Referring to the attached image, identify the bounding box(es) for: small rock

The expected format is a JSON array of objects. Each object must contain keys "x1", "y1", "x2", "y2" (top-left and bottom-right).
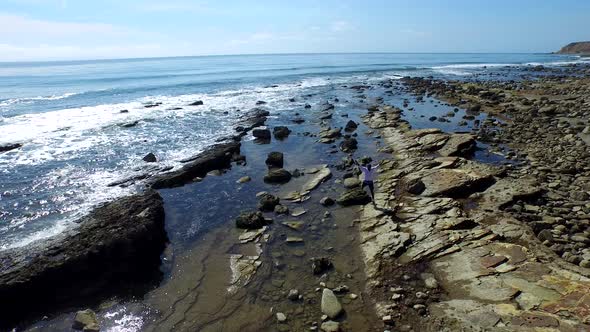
[
  {"x1": 273, "y1": 126, "x2": 292, "y2": 140},
  {"x1": 288, "y1": 289, "x2": 300, "y2": 300},
  {"x1": 320, "y1": 320, "x2": 340, "y2": 332},
  {"x1": 236, "y1": 211, "x2": 271, "y2": 229},
  {"x1": 189, "y1": 100, "x2": 204, "y2": 106},
  {"x1": 274, "y1": 204, "x2": 289, "y2": 215},
  {"x1": 258, "y1": 193, "x2": 280, "y2": 211},
  {"x1": 350, "y1": 293, "x2": 358, "y2": 300},
  {"x1": 343, "y1": 177, "x2": 361, "y2": 189},
  {"x1": 237, "y1": 176, "x2": 251, "y2": 183},
  {"x1": 320, "y1": 197, "x2": 335, "y2": 206},
  {"x1": 276, "y1": 312, "x2": 287, "y2": 322},
  {"x1": 72, "y1": 309, "x2": 99, "y2": 331},
  {"x1": 321, "y1": 288, "x2": 343, "y2": 319}
]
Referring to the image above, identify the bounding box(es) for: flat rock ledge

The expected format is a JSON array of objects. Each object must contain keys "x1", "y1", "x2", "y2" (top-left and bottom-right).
[
  {"x1": 357, "y1": 106, "x2": 590, "y2": 331},
  {"x1": 0, "y1": 190, "x2": 167, "y2": 329}
]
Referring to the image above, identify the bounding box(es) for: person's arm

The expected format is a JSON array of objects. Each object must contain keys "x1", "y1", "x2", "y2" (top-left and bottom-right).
[{"x1": 372, "y1": 163, "x2": 380, "y2": 170}]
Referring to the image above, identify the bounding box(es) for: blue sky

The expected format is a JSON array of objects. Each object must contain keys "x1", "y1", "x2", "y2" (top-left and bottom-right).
[{"x1": 0, "y1": 0, "x2": 589, "y2": 61}]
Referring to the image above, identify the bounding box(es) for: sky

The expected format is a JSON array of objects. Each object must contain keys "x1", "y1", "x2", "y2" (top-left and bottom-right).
[{"x1": 0, "y1": 0, "x2": 589, "y2": 61}]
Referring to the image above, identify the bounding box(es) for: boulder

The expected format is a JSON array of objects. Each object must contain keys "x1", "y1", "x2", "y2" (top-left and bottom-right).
[
  {"x1": 237, "y1": 176, "x2": 251, "y2": 183},
  {"x1": 189, "y1": 100, "x2": 204, "y2": 106},
  {"x1": 0, "y1": 191, "x2": 167, "y2": 328},
  {"x1": 321, "y1": 288, "x2": 343, "y2": 318},
  {"x1": 337, "y1": 188, "x2": 371, "y2": 206},
  {"x1": 343, "y1": 177, "x2": 361, "y2": 189},
  {"x1": 339, "y1": 137, "x2": 358, "y2": 152},
  {"x1": 264, "y1": 168, "x2": 292, "y2": 184},
  {"x1": 73, "y1": 309, "x2": 99, "y2": 331},
  {"x1": 344, "y1": 120, "x2": 358, "y2": 132},
  {"x1": 273, "y1": 126, "x2": 292, "y2": 140},
  {"x1": 265, "y1": 152, "x2": 284, "y2": 168},
  {"x1": 235, "y1": 211, "x2": 270, "y2": 229},
  {"x1": 252, "y1": 128, "x2": 271, "y2": 139},
  {"x1": 258, "y1": 193, "x2": 280, "y2": 211},
  {"x1": 143, "y1": 152, "x2": 157, "y2": 162},
  {"x1": 149, "y1": 141, "x2": 241, "y2": 189},
  {"x1": 438, "y1": 134, "x2": 476, "y2": 157}
]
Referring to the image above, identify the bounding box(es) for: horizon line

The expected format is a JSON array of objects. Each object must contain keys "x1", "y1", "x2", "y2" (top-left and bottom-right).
[{"x1": 0, "y1": 51, "x2": 564, "y2": 65}]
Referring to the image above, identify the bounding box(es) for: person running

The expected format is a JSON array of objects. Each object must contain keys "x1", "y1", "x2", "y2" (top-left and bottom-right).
[{"x1": 353, "y1": 158, "x2": 379, "y2": 204}]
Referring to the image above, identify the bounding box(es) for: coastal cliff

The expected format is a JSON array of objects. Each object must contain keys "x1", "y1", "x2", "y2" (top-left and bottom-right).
[{"x1": 556, "y1": 41, "x2": 590, "y2": 55}]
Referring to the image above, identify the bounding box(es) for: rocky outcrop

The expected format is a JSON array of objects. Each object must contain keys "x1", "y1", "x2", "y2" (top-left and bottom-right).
[
  {"x1": 0, "y1": 191, "x2": 167, "y2": 329},
  {"x1": 0, "y1": 143, "x2": 22, "y2": 153},
  {"x1": 265, "y1": 151, "x2": 284, "y2": 168},
  {"x1": 556, "y1": 41, "x2": 590, "y2": 55},
  {"x1": 149, "y1": 141, "x2": 241, "y2": 189},
  {"x1": 273, "y1": 126, "x2": 292, "y2": 140},
  {"x1": 235, "y1": 211, "x2": 270, "y2": 229}
]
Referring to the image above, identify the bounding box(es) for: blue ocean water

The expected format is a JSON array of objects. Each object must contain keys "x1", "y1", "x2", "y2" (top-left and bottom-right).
[{"x1": 0, "y1": 53, "x2": 586, "y2": 250}]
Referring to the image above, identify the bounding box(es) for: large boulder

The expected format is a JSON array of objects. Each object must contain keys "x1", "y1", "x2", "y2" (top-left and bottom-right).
[
  {"x1": 415, "y1": 168, "x2": 495, "y2": 198},
  {"x1": 235, "y1": 211, "x2": 270, "y2": 229},
  {"x1": 337, "y1": 188, "x2": 371, "y2": 206},
  {"x1": 0, "y1": 191, "x2": 167, "y2": 328},
  {"x1": 253, "y1": 128, "x2": 271, "y2": 139},
  {"x1": 258, "y1": 193, "x2": 280, "y2": 211},
  {"x1": 143, "y1": 152, "x2": 157, "y2": 162},
  {"x1": 264, "y1": 168, "x2": 292, "y2": 184},
  {"x1": 273, "y1": 126, "x2": 292, "y2": 140},
  {"x1": 265, "y1": 152, "x2": 284, "y2": 168},
  {"x1": 343, "y1": 177, "x2": 361, "y2": 189},
  {"x1": 149, "y1": 141, "x2": 241, "y2": 189}
]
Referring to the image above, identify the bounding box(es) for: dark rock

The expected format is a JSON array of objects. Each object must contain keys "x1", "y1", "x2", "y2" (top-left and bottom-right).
[
  {"x1": 304, "y1": 104, "x2": 311, "y2": 109},
  {"x1": 264, "y1": 168, "x2": 292, "y2": 184},
  {"x1": 256, "y1": 100, "x2": 267, "y2": 105},
  {"x1": 289, "y1": 98, "x2": 296, "y2": 102},
  {"x1": 320, "y1": 197, "x2": 335, "y2": 206},
  {"x1": 149, "y1": 141, "x2": 241, "y2": 189},
  {"x1": 344, "y1": 120, "x2": 358, "y2": 132},
  {"x1": 319, "y1": 112, "x2": 333, "y2": 120},
  {"x1": 274, "y1": 204, "x2": 289, "y2": 215},
  {"x1": 0, "y1": 191, "x2": 167, "y2": 328},
  {"x1": 291, "y1": 117, "x2": 305, "y2": 124},
  {"x1": 143, "y1": 153, "x2": 157, "y2": 163},
  {"x1": 468, "y1": 104, "x2": 481, "y2": 113},
  {"x1": 273, "y1": 126, "x2": 292, "y2": 140},
  {"x1": 253, "y1": 128, "x2": 271, "y2": 139},
  {"x1": 144, "y1": 102, "x2": 162, "y2": 108},
  {"x1": 311, "y1": 257, "x2": 333, "y2": 275},
  {"x1": 339, "y1": 138, "x2": 358, "y2": 152},
  {"x1": 265, "y1": 152, "x2": 284, "y2": 168},
  {"x1": 337, "y1": 188, "x2": 371, "y2": 206},
  {"x1": 258, "y1": 193, "x2": 280, "y2": 212},
  {"x1": 121, "y1": 121, "x2": 139, "y2": 128},
  {"x1": 0, "y1": 143, "x2": 22, "y2": 153},
  {"x1": 119, "y1": 109, "x2": 129, "y2": 113},
  {"x1": 235, "y1": 211, "x2": 270, "y2": 229},
  {"x1": 189, "y1": 100, "x2": 204, "y2": 106}
]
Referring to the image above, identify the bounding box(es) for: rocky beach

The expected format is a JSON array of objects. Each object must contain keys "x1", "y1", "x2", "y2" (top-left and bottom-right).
[{"x1": 2, "y1": 54, "x2": 590, "y2": 332}]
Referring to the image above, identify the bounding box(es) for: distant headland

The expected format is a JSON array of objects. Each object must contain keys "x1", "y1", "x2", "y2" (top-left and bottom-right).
[{"x1": 556, "y1": 41, "x2": 590, "y2": 55}]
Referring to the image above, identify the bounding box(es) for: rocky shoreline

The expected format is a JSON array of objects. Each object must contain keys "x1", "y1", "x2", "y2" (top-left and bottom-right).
[
  {"x1": 0, "y1": 190, "x2": 166, "y2": 330},
  {"x1": 5, "y1": 63, "x2": 590, "y2": 331}
]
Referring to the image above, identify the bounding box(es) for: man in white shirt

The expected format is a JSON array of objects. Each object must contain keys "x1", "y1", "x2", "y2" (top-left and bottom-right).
[{"x1": 353, "y1": 158, "x2": 378, "y2": 204}]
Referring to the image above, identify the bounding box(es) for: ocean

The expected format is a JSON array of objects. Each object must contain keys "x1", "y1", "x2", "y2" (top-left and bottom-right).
[{"x1": 0, "y1": 52, "x2": 587, "y2": 251}]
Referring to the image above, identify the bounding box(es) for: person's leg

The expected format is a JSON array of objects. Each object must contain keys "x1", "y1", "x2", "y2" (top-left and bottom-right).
[{"x1": 368, "y1": 181, "x2": 375, "y2": 202}]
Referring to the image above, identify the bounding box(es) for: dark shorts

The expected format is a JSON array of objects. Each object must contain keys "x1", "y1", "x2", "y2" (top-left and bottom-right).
[{"x1": 362, "y1": 180, "x2": 374, "y2": 192}]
